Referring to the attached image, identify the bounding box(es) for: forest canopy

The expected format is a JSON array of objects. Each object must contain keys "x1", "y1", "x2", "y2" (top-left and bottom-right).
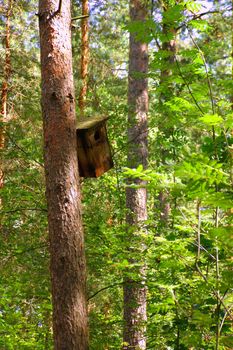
[{"x1": 0, "y1": 0, "x2": 233, "y2": 349}]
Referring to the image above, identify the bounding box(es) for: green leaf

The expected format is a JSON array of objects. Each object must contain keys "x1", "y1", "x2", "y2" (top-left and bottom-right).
[
  {"x1": 199, "y1": 114, "x2": 223, "y2": 126},
  {"x1": 220, "y1": 336, "x2": 233, "y2": 348},
  {"x1": 185, "y1": 0, "x2": 202, "y2": 13},
  {"x1": 163, "y1": 5, "x2": 184, "y2": 25},
  {"x1": 189, "y1": 19, "x2": 210, "y2": 32}
]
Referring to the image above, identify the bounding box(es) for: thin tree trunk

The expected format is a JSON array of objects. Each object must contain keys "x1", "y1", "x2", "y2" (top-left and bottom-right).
[
  {"x1": 38, "y1": 1, "x2": 88, "y2": 349},
  {"x1": 230, "y1": 0, "x2": 233, "y2": 183},
  {"x1": 232, "y1": 0, "x2": 233, "y2": 110},
  {"x1": 157, "y1": 8, "x2": 177, "y2": 225},
  {"x1": 78, "y1": 0, "x2": 89, "y2": 117},
  {"x1": 123, "y1": 0, "x2": 149, "y2": 349},
  {"x1": 0, "y1": 0, "x2": 12, "y2": 189}
]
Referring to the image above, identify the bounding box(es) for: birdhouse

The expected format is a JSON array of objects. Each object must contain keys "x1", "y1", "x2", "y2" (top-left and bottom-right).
[{"x1": 76, "y1": 116, "x2": 113, "y2": 178}]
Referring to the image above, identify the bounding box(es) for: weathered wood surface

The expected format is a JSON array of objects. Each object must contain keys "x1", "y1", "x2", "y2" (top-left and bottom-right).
[
  {"x1": 77, "y1": 117, "x2": 113, "y2": 177},
  {"x1": 77, "y1": 115, "x2": 109, "y2": 129}
]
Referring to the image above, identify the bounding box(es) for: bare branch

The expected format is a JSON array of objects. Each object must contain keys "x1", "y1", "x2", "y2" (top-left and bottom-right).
[
  {"x1": 72, "y1": 14, "x2": 89, "y2": 21},
  {"x1": 88, "y1": 282, "x2": 123, "y2": 300},
  {"x1": 174, "y1": 55, "x2": 204, "y2": 115},
  {"x1": 57, "y1": 0, "x2": 62, "y2": 13}
]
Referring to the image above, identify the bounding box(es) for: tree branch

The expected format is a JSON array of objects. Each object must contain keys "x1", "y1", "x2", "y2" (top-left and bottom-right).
[
  {"x1": 174, "y1": 55, "x2": 204, "y2": 115},
  {"x1": 4, "y1": 129, "x2": 44, "y2": 168},
  {"x1": 176, "y1": 8, "x2": 232, "y2": 31},
  {"x1": 72, "y1": 14, "x2": 89, "y2": 21},
  {"x1": 57, "y1": 0, "x2": 62, "y2": 13},
  {"x1": 88, "y1": 282, "x2": 123, "y2": 300},
  {"x1": 0, "y1": 207, "x2": 47, "y2": 214}
]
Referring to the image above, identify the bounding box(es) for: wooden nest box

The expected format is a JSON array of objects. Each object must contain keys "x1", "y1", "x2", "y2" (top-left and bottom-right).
[{"x1": 76, "y1": 116, "x2": 113, "y2": 178}]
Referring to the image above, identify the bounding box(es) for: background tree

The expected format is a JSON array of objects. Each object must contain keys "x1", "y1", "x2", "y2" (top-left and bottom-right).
[
  {"x1": 0, "y1": 1, "x2": 232, "y2": 349},
  {"x1": 0, "y1": 1, "x2": 52, "y2": 348},
  {"x1": 123, "y1": 0, "x2": 149, "y2": 349},
  {"x1": 78, "y1": 0, "x2": 89, "y2": 116},
  {"x1": 0, "y1": 0, "x2": 12, "y2": 190}
]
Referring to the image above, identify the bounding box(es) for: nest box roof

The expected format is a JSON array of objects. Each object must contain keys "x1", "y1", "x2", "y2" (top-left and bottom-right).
[{"x1": 77, "y1": 116, "x2": 109, "y2": 130}]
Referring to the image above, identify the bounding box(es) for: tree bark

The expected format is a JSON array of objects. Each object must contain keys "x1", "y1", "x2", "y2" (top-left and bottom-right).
[
  {"x1": 123, "y1": 0, "x2": 149, "y2": 349},
  {"x1": 231, "y1": 0, "x2": 233, "y2": 174},
  {"x1": 0, "y1": 0, "x2": 12, "y2": 189},
  {"x1": 78, "y1": 0, "x2": 89, "y2": 117},
  {"x1": 38, "y1": 1, "x2": 88, "y2": 349},
  {"x1": 157, "y1": 4, "x2": 178, "y2": 225}
]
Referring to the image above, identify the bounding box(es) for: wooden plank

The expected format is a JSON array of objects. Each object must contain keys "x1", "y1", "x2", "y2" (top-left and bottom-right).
[
  {"x1": 76, "y1": 124, "x2": 113, "y2": 177},
  {"x1": 77, "y1": 115, "x2": 109, "y2": 130}
]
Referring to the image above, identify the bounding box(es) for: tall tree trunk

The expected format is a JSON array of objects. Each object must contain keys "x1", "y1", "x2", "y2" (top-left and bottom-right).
[
  {"x1": 38, "y1": 1, "x2": 88, "y2": 349},
  {"x1": 0, "y1": 0, "x2": 12, "y2": 190},
  {"x1": 78, "y1": 0, "x2": 89, "y2": 117},
  {"x1": 157, "y1": 4, "x2": 177, "y2": 225},
  {"x1": 231, "y1": 0, "x2": 233, "y2": 176},
  {"x1": 232, "y1": 0, "x2": 233, "y2": 109},
  {"x1": 123, "y1": 0, "x2": 149, "y2": 349}
]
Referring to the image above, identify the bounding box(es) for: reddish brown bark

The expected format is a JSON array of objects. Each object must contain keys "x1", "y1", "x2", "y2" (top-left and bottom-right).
[
  {"x1": 0, "y1": 0, "x2": 12, "y2": 189},
  {"x1": 232, "y1": 0, "x2": 233, "y2": 109},
  {"x1": 38, "y1": 1, "x2": 88, "y2": 349},
  {"x1": 123, "y1": 0, "x2": 149, "y2": 349},
  {"x1": 78, "y1": 0, "x2": 89, "y2": 116},
  {"x1": 230, "y1": 0, "x2": 233, "y2": 173}
]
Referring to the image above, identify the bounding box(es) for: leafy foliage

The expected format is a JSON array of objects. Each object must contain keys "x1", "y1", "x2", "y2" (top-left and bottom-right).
[{"x1": 0, "y1": 0, "x2": 232, "y2": 349}]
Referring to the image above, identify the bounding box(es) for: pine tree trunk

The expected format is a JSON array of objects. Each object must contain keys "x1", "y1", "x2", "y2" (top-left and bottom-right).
[
  {"x1": 157, "y1": 21, "x2": 177, "y2": 225},
  {"x1": 123, "y1": 0, "x2": 149, "y2": 349},
  {"x1": 78, "y1": 0, "x2": 89, "y2": 117},
  {"x1": 0, "y1": 0, "x2": 12, "y2": 189},
  {"x1": 231, "y1": 0, "x2": 233, "y2": 172},
  {"x1": 38, "y1": 1, "x2": 88, "y2": 349}
]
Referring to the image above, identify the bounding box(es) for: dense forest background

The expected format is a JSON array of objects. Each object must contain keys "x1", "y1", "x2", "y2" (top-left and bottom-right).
[{"x1": 0, "y1": 0, "x2": 233, "y2": 349}]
